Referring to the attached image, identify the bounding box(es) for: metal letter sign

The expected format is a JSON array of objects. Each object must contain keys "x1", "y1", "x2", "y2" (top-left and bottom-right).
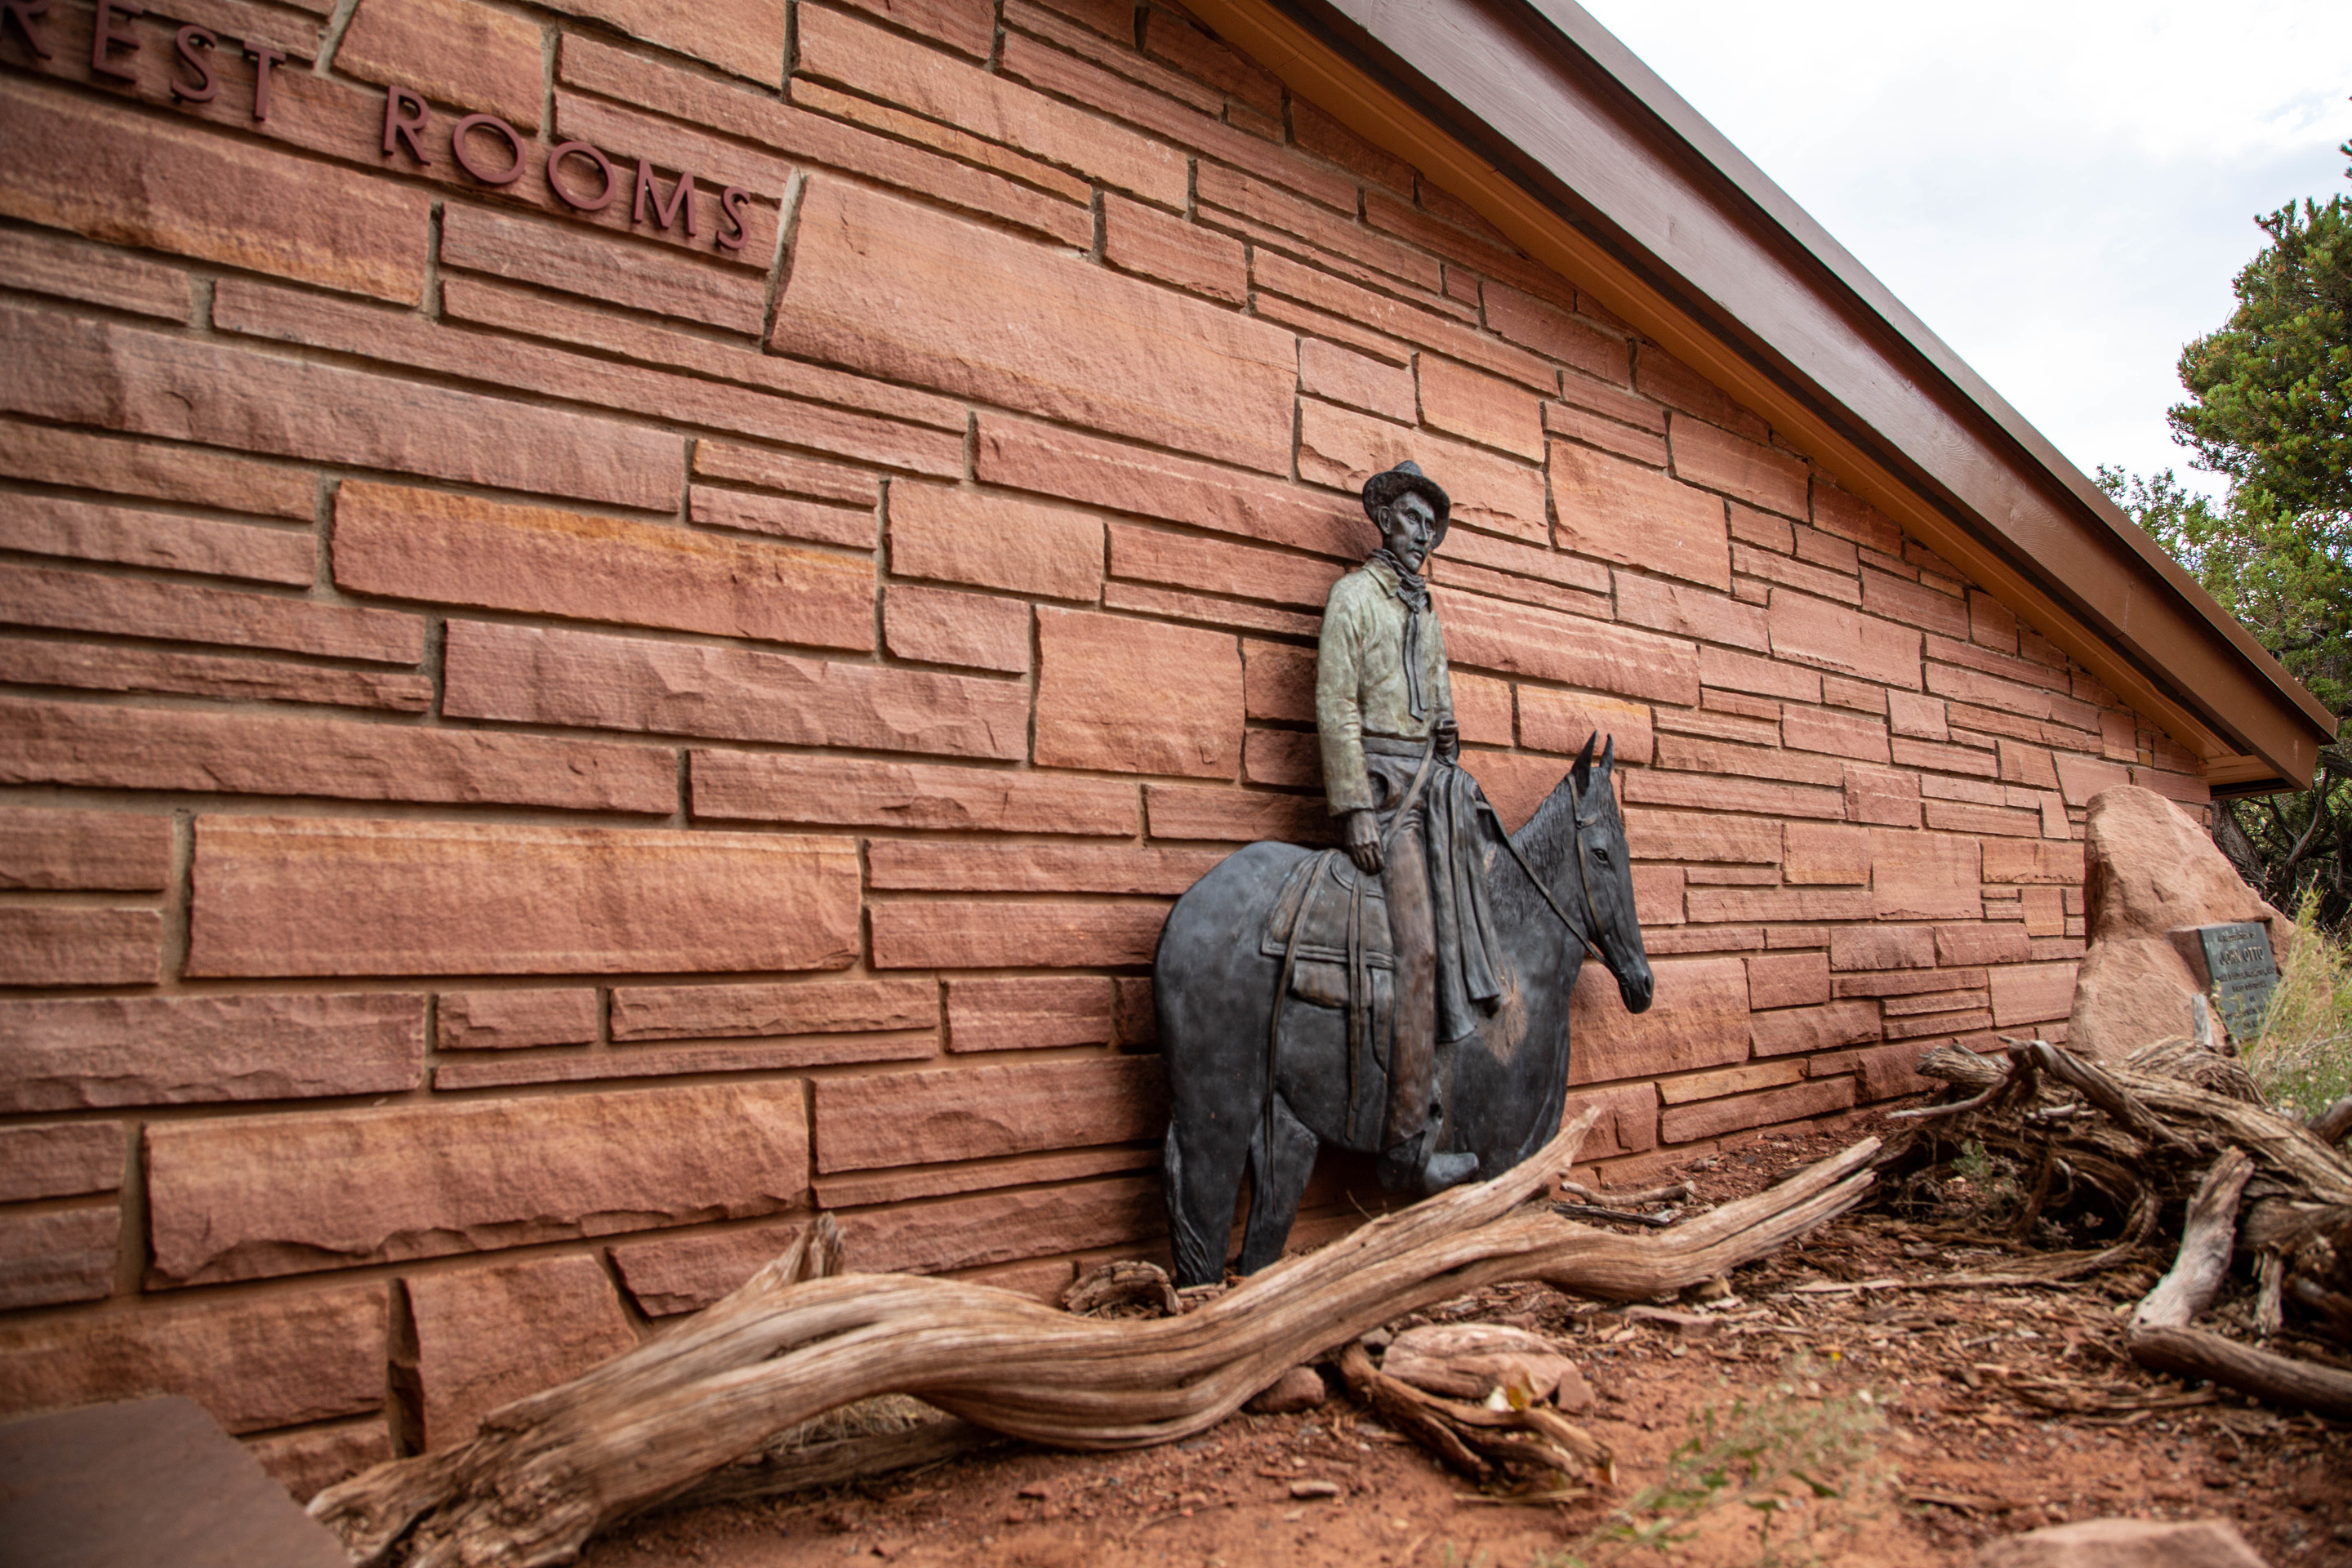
[{"x1": 2198, "y1": 921, "x2": 2278, "y2": 1042}]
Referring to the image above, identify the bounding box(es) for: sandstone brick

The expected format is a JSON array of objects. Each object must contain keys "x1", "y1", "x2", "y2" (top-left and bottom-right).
[
  {"x1": 1290, "y1": 95, "x2": 1414, "y2": 190},
  {"x1": 1997, "y1": 738, "x2": 2061, "y2": 790},
  {"x1": 693, "y1": 442, "x2": 876, "y2": 507},
  {"x1": 1144, "y1": 786, "x2": 1333, "y2": 844},
  {"x1": 1141, "y1": 8, "x2": 1281, "y2": 111},
  {"x1": 147, "y1": 1082, "x2": 811, "y2": 1285},
  {"x1": 1481, "y1": 283, "x2": 1627, "y2": 383},
  {"x1": 1809, "y1": 483, "x2": 1903, "y2": 555},
  {"x1": 949, "y1": 976, "x2": 1116, "y2": 1053},
  {"x1": 1242, "y1": 641, "x2": 1315, "y2": 724},
  {"x1": 610, "y1": 979, "x2": 935, "y2": 1042},
  {"x1": 1662, "y1": 706, "x2": 1780, "y2": 747},
  {"x1": 869, "y1": 902, "x2": 1169, "y2": 969},
  {"x1": 1834, "y1": 966, "x2": 1988, "y2": 1000},
  {"x1": 1768, "y1": 590, "x2": 1922, "y2": 690},
  {"x1": 1299, "y1": 339, "x2": 1418, "y2": 424},
  {"x1": 978, "y1": 414, "x2": 1362, "y2": 559},
  {"x1": 1922, "y1": 800, "x2": 2042, "y2": 838},
  {"x1": 436, "y1": 991, "x2": 599, "y2": 1051},
  {"x1": 693, "y1": 751, "x2": 1138, "y2": 834},
  {"x1": 1698, "y1": 645, "x2": 1819, "y2": 703},
  {"x1": 447, "y1": 621, "x2": 1024, "y2": 762},
  {"x1": 1632, "y1": 864, "x2": 1686, "y2": 925},
  {"x1": 1880, "y1": 988, "x2": 1990, "y2": 1019},
  {"x1": 817, "y1": 1141, "x2": 1155, "y2": 1211},
  {"x1": 0, "y1": 1208, "x2": 118, "y2": 1310},
  {"x1": 1657, "y1": 733, "x2": 1843, "y2": 788},
  {"x1": 1560, "y1": 1082, "x2": 1659, "y2": 1159},
  {"x1": 0, "y1": 561, "x2": 422, "y2": 664},
  {"x1": 2053, "y1": 753, "x2": 2133, "y2": 808},
  {"x1": 1842, "y1": 1041, "x2": 1935, "y2": 1102},
  {"x1": 1567, "y1": 956, "x2": 1748, "y2": 1085},
  {"x1": 1111, "y1": 522, "x2": 1344, "y2": 610},
  {"x1": 804, "y1": 7, "x2": 1186, "y2": 205},
  {"x1": 817, "y1": 1055, "x2": 1164, "y2": 1172},
  {"x1": 1782, "y1": 706, "x2": 1890, "y2": 764},
  {"x1": 1892, "y1": 737, "x2": 1999, "y2": 780},
  {"x1": 0, "y1": 305, "x2": 675, "y2": 511},
  {"x1": 0, "y1": 639, "x2": 434, "y2": 714},
  {"x1": 1455, "y1": 751, "x2": 1566, "y2": 834},
  {"x1": 246, "y1": 1423, "x2": 391, "y2": 1504},
  {"x1": 0, "y1": 1284, "x2": 384, "y2": 1433},
  {"x1": 0, "y1": 224, "x2": 188, "y2": 320},
  {"x1": 1663, "y1": 1076, "x2": 1855, "y2": 1143},
  {"x1": 335, "y1": 482, "x2": 871, "y2": 653},
  {"x1": 1646, "y1": 926, "x2": 1765, "y2": 955},
  {"x1": 690, "y1": 485, "x2": 874, "y2": 550},
  {"x1": 1517, "y1": 689, "x2": 1653, "y2": 763},
  {"x1": 606, "y1": 1223, "x2": 804, "y2": 1317},
  {"x1": 0, "y1": 907, "x2": 158, "y2": 987},
  {"x1": 884, "y1": 585, "x2": 1031, "y2": 675},
  {"x1": 0, "y1": 992, "x2": 423, "y2": 1112},
  {"x1": 0, "y1": 419, "x2": 314, "y2": 521},
  {"x1": 1869, "y1": 829, "x2": 1981, "y2": 920},
  {"x1": 1254, "y1": 247, "x2": 1548, "y2": 390},
  {"x1": 1684, "y1": 887, "x2": 1870, "y2": 924},
  {"x1": 1934, "y1": 924, "x2": 2031, "y2": 967},
  {"x1": 836, "y1": 0, "x2": 996, "y2": 56},
  {"x1": 1843, "y1": 763, "x2": 1922, "y2": 827},
  {"x1": 1035, "y1": 608, "x2": 1241, "y2": 778},
  {"x1": 845, "y1": 1174, "x2": 1161, "y2": 1275},
  {"x1": 1553, "y1": 368, "x2": 1667, "y2": 433},
  {"x1": 187, "y1": 817, "x2": 858, "y2": 978},
  {"x1": 404, "y1": 1254, "x2": 638, "y2": 1449},
  {"x1": 2, "y1": 494, "x2": 314, "y2": 585},
  {"x1": 866, "y1": 843, "x2": 1223, "y2": 896},
  {"x1": 1549, "y1": 442, "x2": 1728, "y2": 590},
  {"x1": 558, "y1": 0, "x2": 785, "y2": 78},
  {"x1": 1631, "y1": 347, "x2": 1767, "y2": 443},
  {"x1": 0, "y1": 696, "x2": 675, "y2": 814},
  {"x1": 1820, "y1": 675, "x2": 1883, "y2": 713},
  {"x1": 777, "y1": 179, "x2": 1290, "y2": 471},
  {"x1": 1980, "y1": 839, "x2": 2086, "y2": 885},
  {"x1": 1783, "y1": 822, "x2": 1869, "y2": 885},
  {"x1": 0, "y1": 1122, "x2": 125, "y2": 1202},
  {"x1": 1544, "y1": 399, "x2": 1669, "y2": 467},
  {"x1": 337, "y1": 0, "x2": 544, "y2": 129},
  {"x1": 1747, "y1": 951, "x2": 1829, "y2": 1009},
  {"x1": 1882, "y1": 1009, "x2": 1992, "y2": 1040},
  {"x1": 1828, "y1": 924, "x2": 1934, "y2": 973},
  {"x1": 1242, "y1": 728, "x2": 1316, "y2": 788},
  {"x1": 1659, "y1": 1059, "x2": 1804, "y2": 1106},
  {"x1": 1624, "y1": 771, "x2": 1845, "y2": 820},
  {"x1": 1301, "y1": 399, "x2": 1548, "y2": 543},
  {"x1": 1448, "y1": 671, "x2": 1514, "y2": 747},
  {"x1": 0, "y1": 74, "x2": 428, "y2": 303},
  {"x1": 1861, "y1": 568, "x2": 1969, "y2": 639},
  {"x1": 1445, "y1": 595, "x2": 1699, "y2": 705},
  {"x1": 1737, "y1": 540, "x2": 1859, "y2": 605},
  {"x1": 889, "y1": 485, "x2": 1106, "y2": 604},
  {"x1": 0, "y1": 808, "x2": 170, "y2": 892},
  {"x1": 2020, "y1": 884, "x2": 2067, "y2": 937},
  {"x1": 1668, "y1": 416, "x2": 1806, "y2": 517},
  {"x1": 1887, "y1": 690, "x2": 1947, "y2": 740},
  {"x1": 1748, "y1": 999, "x2": 1881, "y2": 1057},
  {"x1": 1614, "y1": 575, "x2": 1767, "y2": 653},
  {"x1": 435, "y1": 1031, "x2": 936, "y2": 1089},
  {"x1": 1103, "y1": 191, "x2": 1246, "y2": 302},
  {"x1": 1419, "y1": 357, "x2": 1544, "y2": 461}
]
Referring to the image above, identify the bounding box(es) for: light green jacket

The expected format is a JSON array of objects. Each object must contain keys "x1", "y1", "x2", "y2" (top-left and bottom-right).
[{"x1": 1315, "y1": 558, "x2": 1454, "y2": 816}]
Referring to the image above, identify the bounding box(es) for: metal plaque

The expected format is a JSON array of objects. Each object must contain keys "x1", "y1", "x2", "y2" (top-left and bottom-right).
[{"x1": 2197, "y1": 921, "x2": 2279, "y2": 1042}]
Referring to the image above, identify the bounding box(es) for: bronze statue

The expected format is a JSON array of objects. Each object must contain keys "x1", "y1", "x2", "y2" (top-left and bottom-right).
[{"x1": 1152, "y1": 461, "x2": 1656, "y2": 1287}]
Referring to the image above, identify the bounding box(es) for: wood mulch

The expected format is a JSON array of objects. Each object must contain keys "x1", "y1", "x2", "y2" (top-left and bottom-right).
[{"x1": 580, "y1": 1115, "x2": 2350, "y2": 1568}]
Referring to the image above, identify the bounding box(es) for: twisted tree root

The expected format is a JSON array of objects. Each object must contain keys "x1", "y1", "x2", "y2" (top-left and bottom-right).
[{"x1": 310, "y1": 1110, "x2": 1880, "y2": 1567}]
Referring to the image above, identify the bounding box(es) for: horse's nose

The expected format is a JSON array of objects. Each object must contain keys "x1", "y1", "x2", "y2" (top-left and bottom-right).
[{"x1": 1619, "y1": 961, "x2": 1655, "y2": 1014}]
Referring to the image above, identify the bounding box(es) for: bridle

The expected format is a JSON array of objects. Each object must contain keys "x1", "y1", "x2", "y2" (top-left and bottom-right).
[{"x1": 1480, "y1": 767, "x2": 1611, "y2": 970}]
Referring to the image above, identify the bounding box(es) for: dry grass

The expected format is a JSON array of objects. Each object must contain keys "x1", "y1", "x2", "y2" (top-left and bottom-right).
[{"x1": 2244, "y1": 897, "x2": 2352, "y2": 1117}]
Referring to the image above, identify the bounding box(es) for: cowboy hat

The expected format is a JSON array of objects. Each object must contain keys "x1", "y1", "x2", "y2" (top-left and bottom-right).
[{"x1": 1361, "y1": 460, "x2": 1451, "y2": 549}]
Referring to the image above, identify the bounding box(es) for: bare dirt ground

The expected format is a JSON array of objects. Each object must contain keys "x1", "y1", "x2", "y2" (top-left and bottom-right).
[{"x1": 581, "y1": 1116, "x2": 2352, "y2": 1568}]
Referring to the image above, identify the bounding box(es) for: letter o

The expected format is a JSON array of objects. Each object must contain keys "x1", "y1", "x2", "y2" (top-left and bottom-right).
[
  {"x1": 451, "y1": 113, "x2": 526, "y2": 186},
  {"x1": 546, "y1": 140, "x2": 617, "y2": 212}
]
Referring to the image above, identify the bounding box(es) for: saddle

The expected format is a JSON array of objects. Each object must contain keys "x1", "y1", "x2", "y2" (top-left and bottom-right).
[{"x1": 1261, "y1": 849, "x2": 1393, "y2": 1139}]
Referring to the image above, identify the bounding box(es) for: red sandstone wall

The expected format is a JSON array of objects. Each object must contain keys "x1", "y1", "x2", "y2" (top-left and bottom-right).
[{"x1": 0, "y1": 0, "x2": 2210, "y2": 1495}]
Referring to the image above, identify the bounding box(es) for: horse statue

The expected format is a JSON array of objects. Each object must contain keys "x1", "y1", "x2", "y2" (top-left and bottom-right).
[{"x1": 1152, "y1": 734, "x2": 1654, "y2": 1287}]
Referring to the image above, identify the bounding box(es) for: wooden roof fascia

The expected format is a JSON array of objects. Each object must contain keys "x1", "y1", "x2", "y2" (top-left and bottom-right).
[{"x1": 1187, "y1": 0, "x2": 2336, "y2": 794}]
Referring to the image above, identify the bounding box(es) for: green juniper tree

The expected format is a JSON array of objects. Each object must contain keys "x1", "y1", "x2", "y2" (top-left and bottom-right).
[{"x1": 2100, "y1": 140, "x2": 2351, "y2": 931}]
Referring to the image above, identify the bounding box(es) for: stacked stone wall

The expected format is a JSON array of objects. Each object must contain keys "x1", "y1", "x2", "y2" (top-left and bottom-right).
[{"x1": 0, "y1": 0, "x2": 2210, "y2": 1494}]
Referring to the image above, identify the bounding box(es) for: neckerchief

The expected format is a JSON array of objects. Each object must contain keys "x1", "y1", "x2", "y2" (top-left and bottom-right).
[{"x1": 1369, "y1": 548, "x2": 1432, "y2": 719}]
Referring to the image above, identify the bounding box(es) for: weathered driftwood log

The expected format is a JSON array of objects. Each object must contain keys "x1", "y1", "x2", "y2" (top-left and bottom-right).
[
  {"x1": 1335, "y1": 1340, "x2": 1610, "y2": 1489},
  {"x1": 310, "y1": 1110, "x2": 1881, "y2": 1567},
  {"x1": 2127, "y1": 1151, "x2": 2352, "y2": 1419}
]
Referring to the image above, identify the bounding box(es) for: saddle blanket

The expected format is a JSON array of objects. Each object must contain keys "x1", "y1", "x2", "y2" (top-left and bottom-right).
[{"x1": 1261, "y1": 849, "x2": 1392, "y2": 1009}]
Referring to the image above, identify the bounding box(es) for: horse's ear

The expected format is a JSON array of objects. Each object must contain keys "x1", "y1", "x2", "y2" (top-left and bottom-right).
[
  {"x1": 1599, "y1": 734, "x2": 1615, "y2": 775},
  {"x1": 1572, "y1": 733, "x2": 1597, "y2": 791}
]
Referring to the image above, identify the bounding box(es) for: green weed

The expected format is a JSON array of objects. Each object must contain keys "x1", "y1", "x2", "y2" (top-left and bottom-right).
[{"x1": 2244, "y1": 894, "x2": 2352, "y2": 1117}]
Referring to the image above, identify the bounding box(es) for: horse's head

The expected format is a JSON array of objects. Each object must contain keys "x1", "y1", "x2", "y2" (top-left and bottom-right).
[{"x1": 1562, "y1": 733, "x2": 1653, "y2": 1013}]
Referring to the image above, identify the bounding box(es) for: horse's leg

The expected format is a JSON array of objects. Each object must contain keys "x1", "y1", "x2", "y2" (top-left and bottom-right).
[
  {"x1": 1236, "y1": 1092, "x2": 1320, "y2": 1276},
  {"x1": 1162, "y1": 1110, "x2": 1251, "y2": 1288}
]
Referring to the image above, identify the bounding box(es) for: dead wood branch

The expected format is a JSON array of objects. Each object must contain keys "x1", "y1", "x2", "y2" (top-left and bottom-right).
[
  {"x1": 310, "y1": 1111, "x2": 1880, "y2": 1567},
  {"x1": 2311, "y1": 1096, "x2": 2352, "y2": 1147},
  {"x1": 1561, "y1": 1178, "x2": 1692, "y2": 1208},
  {"x1": 2132, "y1": 1151, "x2": 2255, "y2": 1334},
  {"x1": 1336, "y1": 1341, "x2": 1610, "y2": 1489},
  {"x1": 2128, "y1": 1327, "x2": 2352, "y2": 1419}
]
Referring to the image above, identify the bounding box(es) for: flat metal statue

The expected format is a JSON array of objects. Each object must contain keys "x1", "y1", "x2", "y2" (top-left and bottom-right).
[{"x1": 1153, "y1": 461, "x2": 1655, "y2": 1288}]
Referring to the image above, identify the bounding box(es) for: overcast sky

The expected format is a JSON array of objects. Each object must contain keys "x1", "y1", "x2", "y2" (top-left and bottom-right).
[{"x1": 1575, "y1": 0, "x2": 2352, "y2": 501}]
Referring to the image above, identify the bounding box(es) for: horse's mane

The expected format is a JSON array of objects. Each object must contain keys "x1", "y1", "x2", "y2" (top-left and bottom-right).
[{"x1": 1483, "y1": 766, "x2": 1588, "y2": 940}]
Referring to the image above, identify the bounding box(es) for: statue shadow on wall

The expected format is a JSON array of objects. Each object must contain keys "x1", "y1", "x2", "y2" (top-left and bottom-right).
[{"x1": 1152, "y1": 735, "x2": 1655, "y2": 1288}]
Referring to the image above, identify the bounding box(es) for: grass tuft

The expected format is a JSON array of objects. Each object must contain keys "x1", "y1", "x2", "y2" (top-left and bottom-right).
[{"x1": 2243, "y1": 894, "x2": 2352, "y2": 1118}]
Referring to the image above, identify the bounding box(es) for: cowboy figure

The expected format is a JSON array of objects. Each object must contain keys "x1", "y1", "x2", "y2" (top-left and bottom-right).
[{"x1": 1316, "y1": 461, "x2": 1503, "y2": 1195}]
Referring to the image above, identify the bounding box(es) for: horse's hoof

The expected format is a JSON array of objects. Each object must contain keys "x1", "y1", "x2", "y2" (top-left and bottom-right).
[{"x1": 1421, "y1": 1151, "x2": 1481, "y2": 1194}]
